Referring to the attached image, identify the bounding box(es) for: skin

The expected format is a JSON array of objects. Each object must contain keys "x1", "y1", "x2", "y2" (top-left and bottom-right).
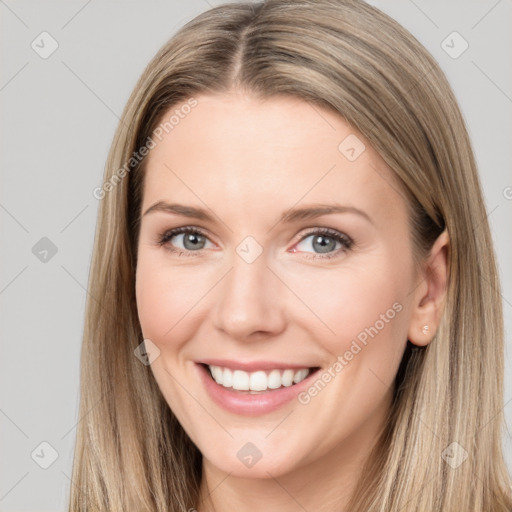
[{"x1": 135, "y1": 91, "x2": 449, "y2": 512}]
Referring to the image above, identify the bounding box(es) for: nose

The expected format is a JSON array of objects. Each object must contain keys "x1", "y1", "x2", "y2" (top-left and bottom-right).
[{"x1": 212, "y1": 252, "x2": 286, "y2": 341}]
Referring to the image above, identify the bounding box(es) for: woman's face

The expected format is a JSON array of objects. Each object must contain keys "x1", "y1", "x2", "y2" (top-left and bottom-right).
[{"x1": 135, "y1": 92, "x2": 423, "y2": 479}]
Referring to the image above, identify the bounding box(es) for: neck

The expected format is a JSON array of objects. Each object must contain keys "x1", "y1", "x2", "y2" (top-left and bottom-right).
[{"x1": 195, "y1": 418, "x2": 385, "y2": 512}]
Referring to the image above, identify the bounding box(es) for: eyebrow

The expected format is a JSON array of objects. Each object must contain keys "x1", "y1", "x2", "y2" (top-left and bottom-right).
[{"x1": 142, "y1": 201, "x2": 373, "y2": 226}]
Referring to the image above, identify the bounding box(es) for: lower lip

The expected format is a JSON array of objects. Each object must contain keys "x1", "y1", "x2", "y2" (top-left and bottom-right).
[{"x1": 196, "y1": 364, "x2": 319, "y2": 416}]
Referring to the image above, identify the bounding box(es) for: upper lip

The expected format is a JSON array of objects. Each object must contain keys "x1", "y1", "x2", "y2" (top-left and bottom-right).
[{"x1": 197, "y1": 359, "x2": 317, "y2": 372}]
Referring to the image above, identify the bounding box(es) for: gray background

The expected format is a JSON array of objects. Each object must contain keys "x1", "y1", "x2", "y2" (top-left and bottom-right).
[{"x1": 1, "y1": 1, "x2": 510, "y2": 510}]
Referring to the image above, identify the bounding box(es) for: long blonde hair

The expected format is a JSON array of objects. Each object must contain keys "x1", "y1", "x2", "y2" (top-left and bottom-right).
[{"x1": 68, "y1": 1, "x2": 512, "y2": 510}]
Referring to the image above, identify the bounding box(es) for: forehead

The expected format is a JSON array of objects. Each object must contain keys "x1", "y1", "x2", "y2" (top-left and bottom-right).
[{"x1": 141, "y1": 92, "x2": 409, "y2": 230}]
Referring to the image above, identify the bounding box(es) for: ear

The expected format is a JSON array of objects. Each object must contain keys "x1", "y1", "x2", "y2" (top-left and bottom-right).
[{"x1": 408, "y1": 229, "x2": 450, "y2": 347}]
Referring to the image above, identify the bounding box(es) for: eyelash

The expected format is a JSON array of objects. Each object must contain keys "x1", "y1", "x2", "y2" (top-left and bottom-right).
[{"x1": 156, "y1": 226, "x2": 354, "y2": 260}]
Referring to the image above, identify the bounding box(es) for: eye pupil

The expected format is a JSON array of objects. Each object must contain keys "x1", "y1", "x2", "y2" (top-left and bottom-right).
[
  {"x1": 313, "y1": 235, "x2": 336, "y2": 253},
  {"x1": 183, "y1": 233, "x2": 205, "y2": 250}
]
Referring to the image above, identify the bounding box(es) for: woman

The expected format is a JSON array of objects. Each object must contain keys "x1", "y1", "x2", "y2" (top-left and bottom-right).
[{"x1": 69, "y1": 0, "x2": 512, "y2": 510}]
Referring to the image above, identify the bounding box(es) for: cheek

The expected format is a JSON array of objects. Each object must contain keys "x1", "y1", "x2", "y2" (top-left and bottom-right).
[
  {"x1": 136, "y1": 265, "x2": 175, "y2": 342},
  {"x1": 288, "y1": 261, "x2": 411, "y2": 353},
  {"x1": 134, "y1": 255, "x2": 210, "y2": 432},
  {"x1": 135, "y1": 254, "x2": 211, "y2": 346},
  {"x1": 280, "y1": 259, "x2": 412, "y2": 458},
  {"x1": 281, "y1": 258, "x2": 414, "y2": 412}
]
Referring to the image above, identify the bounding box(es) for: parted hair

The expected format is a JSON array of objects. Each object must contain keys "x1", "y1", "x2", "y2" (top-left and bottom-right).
[{"x1": 68, "y1": 1, "x2": 512, "y2": 510}]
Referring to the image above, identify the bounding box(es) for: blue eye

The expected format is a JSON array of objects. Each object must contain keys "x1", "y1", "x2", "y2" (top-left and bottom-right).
[
  {"x1": 157, "y1": 227, "x2": 213, "y2": 255},
  {"x1": 157, "y1": 226, "x2": 354, "y2": 259},
  {"x1": 293, "y1": 228, "x2": 353, "y2": 259}
]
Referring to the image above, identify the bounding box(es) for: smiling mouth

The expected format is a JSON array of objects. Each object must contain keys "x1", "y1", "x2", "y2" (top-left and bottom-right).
[{"x1": 201, "y1": 363, "x2": 320, "y2": 394}]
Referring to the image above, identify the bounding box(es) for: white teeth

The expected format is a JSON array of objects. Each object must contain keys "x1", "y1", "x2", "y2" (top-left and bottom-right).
[
  {"x1": 232, "y1": 370, "x2": 249, "y2": 390},
  {"x1": 293, "y1": 369, "x2": 309, "y2": 384},
  {"x1": 267, "y1": 369, "x2": 282, "y2": 389},
  {"x1": 211, "y1": 366, "x2": 223, "y2": 383},
  {"x1": 208, "y1": 365, "x2": 311, "y2": 391},
  {"x1": 223, "y1": 367, "x2": 233, "y2": 387},
  {"x1": 249, "y1": 371, "x2": 268, "y2": 391},
  {"x1": 281, "y1": 369, "x2": 294, "y2": 387}
]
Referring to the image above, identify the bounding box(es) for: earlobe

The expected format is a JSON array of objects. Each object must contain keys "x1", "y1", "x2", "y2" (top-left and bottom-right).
[{"x1": 408, "y1": 229, "x2": 450, "y2": 347}]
